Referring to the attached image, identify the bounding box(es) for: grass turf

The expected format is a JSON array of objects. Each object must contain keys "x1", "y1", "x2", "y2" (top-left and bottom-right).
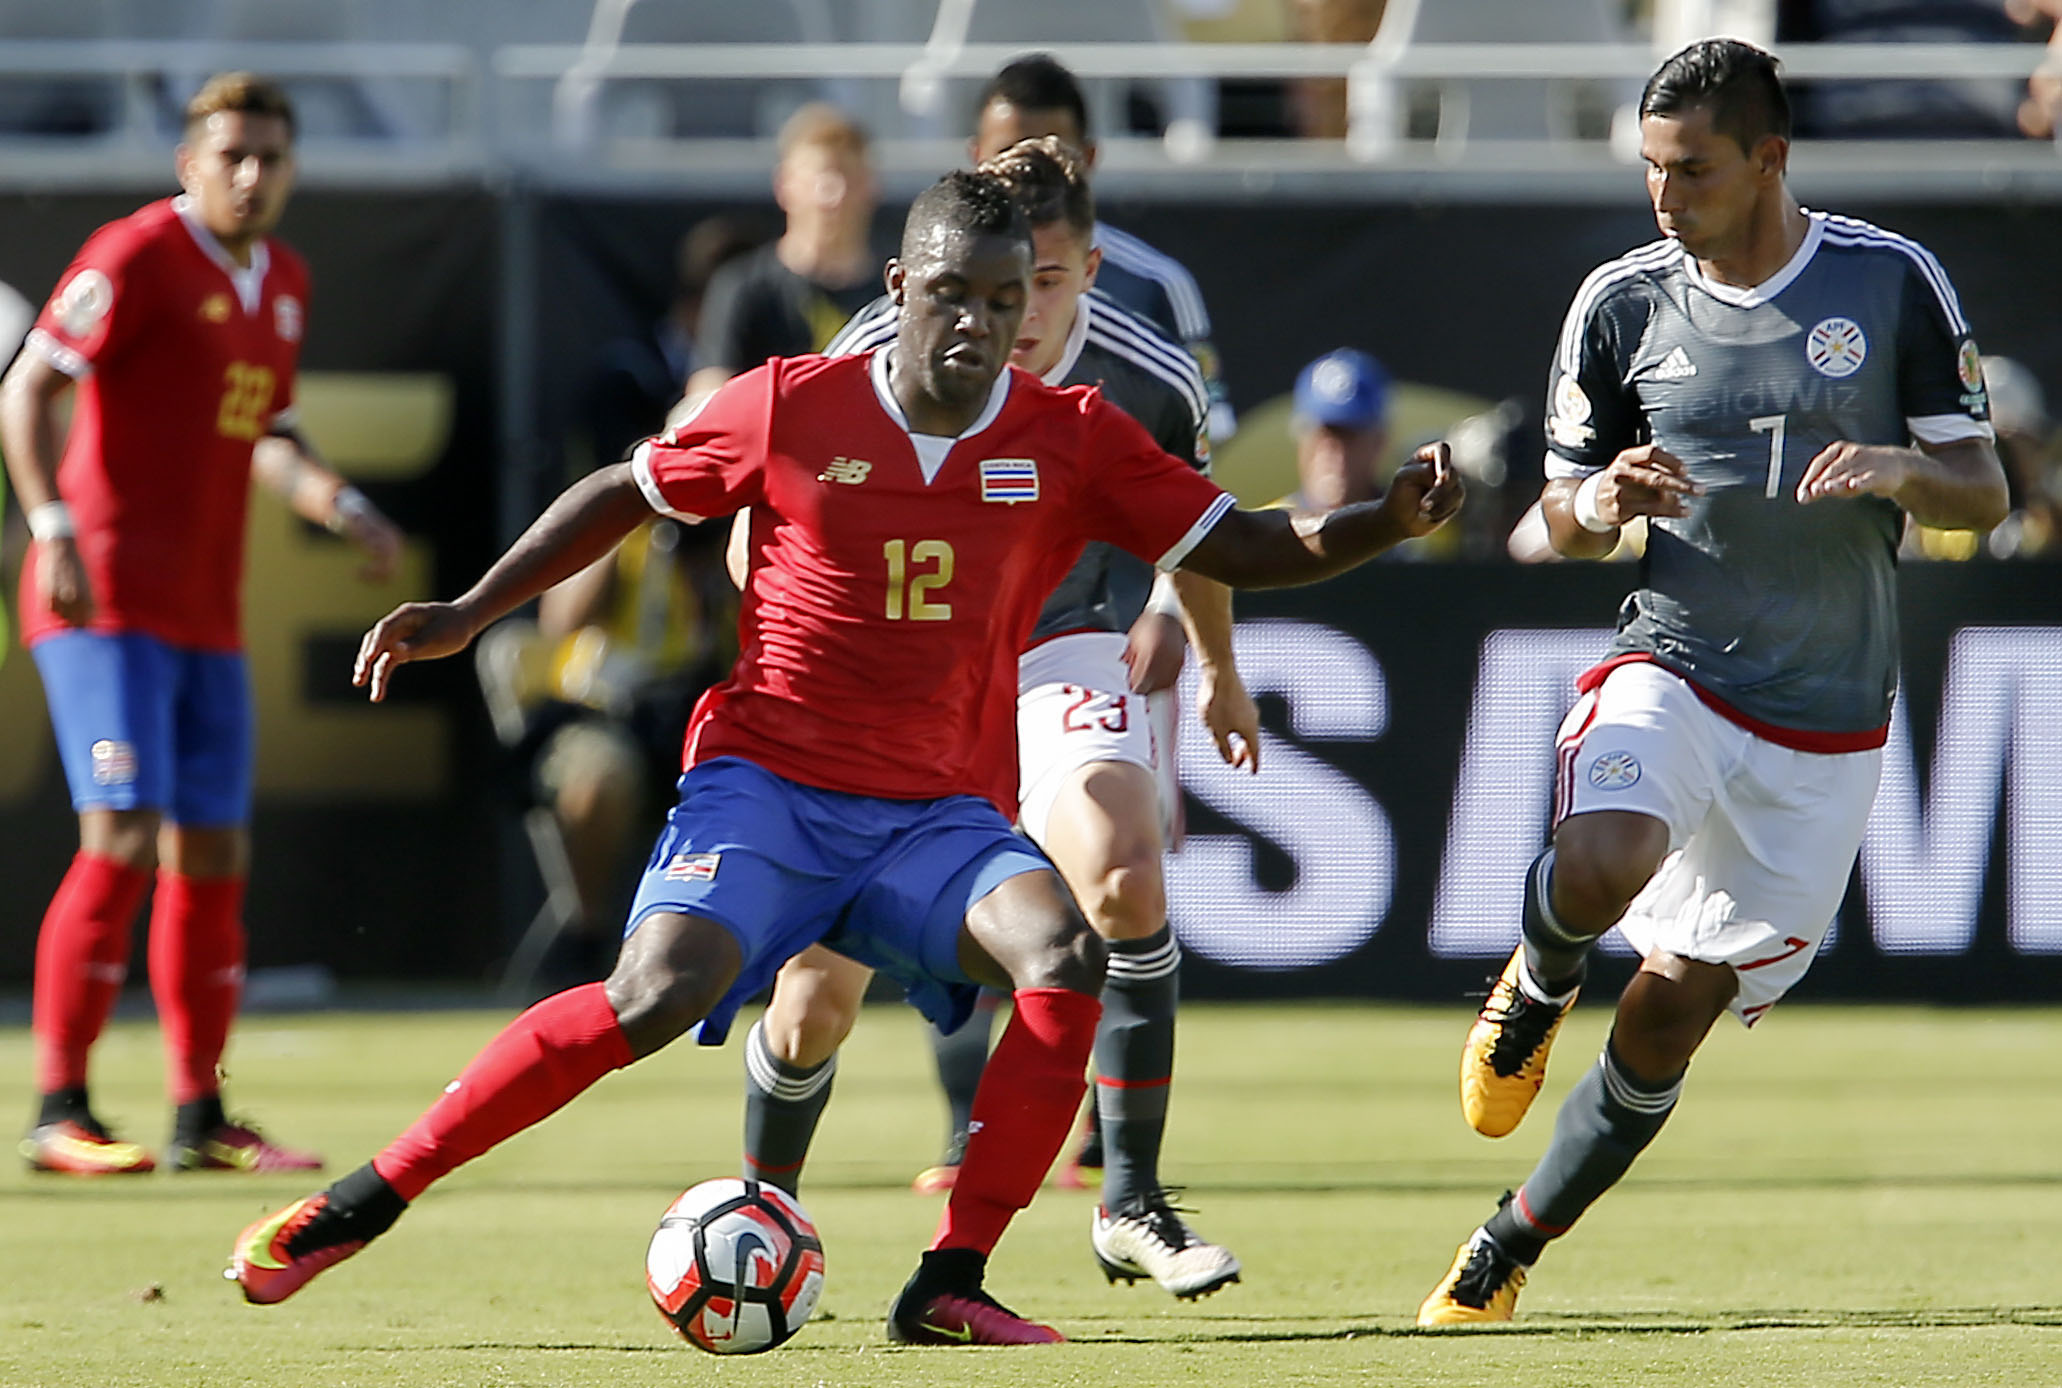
[{"x1": 1, "y1": 1000, "x2": 2056, "y2": 1386}]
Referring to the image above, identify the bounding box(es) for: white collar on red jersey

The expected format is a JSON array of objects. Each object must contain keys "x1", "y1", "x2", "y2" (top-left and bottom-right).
[
  {"x1": 1681, "y1": 209, "x2": 1826, "y2": 310},
  {"x1": 869, "y1": 346, "x2": 1013, "y2": 485},
  {"x1": 172, "y1": 195, "x2": 271, "y2": 315},
  {"x1": 1038, "y1": 291, "x2": 1092, "y2": 387}
]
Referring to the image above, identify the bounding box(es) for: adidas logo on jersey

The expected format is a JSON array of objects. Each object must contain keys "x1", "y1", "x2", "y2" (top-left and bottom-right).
[{"x1": 1654, "y1": 346, "x2": 1698, "y2": 380}]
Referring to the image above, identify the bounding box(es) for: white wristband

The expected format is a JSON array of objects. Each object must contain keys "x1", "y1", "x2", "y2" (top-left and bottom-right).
[
  {"x1": 1144, "y1": 574, "x2": 1185, "y2": 619},
  {"x1": 26, "y1": 501, "x2": 75, "y2": 542},
  {"x1": 1571, "y1": 471, "x2": 1615, "y2": 534},
  {"x1": 327, "y1": 485, "x2": 374, "y2": 534}
]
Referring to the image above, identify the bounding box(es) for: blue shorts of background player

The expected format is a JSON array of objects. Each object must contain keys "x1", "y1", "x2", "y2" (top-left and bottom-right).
[
  {"x1": 31, "y1": 629, "x2": 255, "y2": 826},
  {"x1": 626, "y1": 756, "x2": 1053, "y2": 1045}
]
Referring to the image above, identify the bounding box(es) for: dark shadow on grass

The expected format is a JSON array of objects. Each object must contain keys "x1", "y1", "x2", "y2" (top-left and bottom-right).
[
  {"x1": 1065, "y1": 1304, "x2": 2062, "y2": 1344},
  {"x1": 273, "y1": 1168, "x2": 2062, "y2": 1202},
  {"x1": 363, "y1": 1341, "x2": 876, "y2": 1357}
]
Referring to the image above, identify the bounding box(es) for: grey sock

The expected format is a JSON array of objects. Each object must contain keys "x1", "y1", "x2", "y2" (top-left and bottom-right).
[
  {"x1": 1095, "y1": 927, "x2": 1180, "y2": 1209},
  {"x1": 1520, "y1": 848, "x2": 1603, "y2": 995},
  {"x1": 740, "y1": 1018, "x2": 836, "y2": 1196},
  {"x1": 1484, "y1": 1038, "x2": 1684, "y2": 1264},
  {"x1": 928, "y1": 996, "x2": 996, "y2": 1159}
]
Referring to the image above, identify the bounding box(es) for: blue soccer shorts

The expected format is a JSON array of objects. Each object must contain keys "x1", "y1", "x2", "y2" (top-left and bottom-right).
[
  {"x1": 31, "y1": 629, "x2": 254, "y2": 826},
  {"x1": 624, "y1": 756, "x2": 1055, "y2": 1045}
]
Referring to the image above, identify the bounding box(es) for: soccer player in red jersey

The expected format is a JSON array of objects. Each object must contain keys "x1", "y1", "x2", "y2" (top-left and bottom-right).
[
  {"x1": 0, "y1": 73, "x2": 402, "y2": 1177},
  {"x1": 229, "y1": 170, "x2": 1460, "y2": 1344}
]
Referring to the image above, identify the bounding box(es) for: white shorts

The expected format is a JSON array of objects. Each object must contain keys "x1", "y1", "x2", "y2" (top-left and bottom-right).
[
  {"x1": 1015, "y1": 631, "x2": 1181, "y2": 851},
  {"x1": 1555, "y1": 661, "x2": 1883, "y2": 1026}
]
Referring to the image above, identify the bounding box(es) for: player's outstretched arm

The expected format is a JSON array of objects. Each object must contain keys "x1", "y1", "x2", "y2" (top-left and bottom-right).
[
  {"x1": 0, "y1": 351, "x2": 95, "y2": 626},
  {"x1": 1178, "y1": 442, "x2": 1462, "y2": 590},
  {"x1": 353, "y1": 462, "x2": 653, "y2": 702},
  {"x1": 1795, "y1": 437, "x2": 2008, "y2": 532}
]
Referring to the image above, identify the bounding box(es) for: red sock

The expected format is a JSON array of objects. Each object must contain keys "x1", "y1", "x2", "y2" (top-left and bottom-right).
[
  {"x1": 933, "y1": 987, "x2": 1100, "y2": 1255},
  {"x1": 146, "y1": 873, "x2": 246, "y2": 1106},
  {"x1": 32, "y1": 852, "x2": 154, "y2": 1096},
  {"x1": 373, "y1": 983, "x2": 634, "y2": 1201}
]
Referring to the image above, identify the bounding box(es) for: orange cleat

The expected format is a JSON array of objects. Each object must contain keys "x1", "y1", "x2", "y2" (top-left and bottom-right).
[
  {"x1": 228, "y1": 1193, "x2": 364, "y2": 1305},
  {"x1": 20, "y1": 1119, "x2": 156, "y2": 1176}
]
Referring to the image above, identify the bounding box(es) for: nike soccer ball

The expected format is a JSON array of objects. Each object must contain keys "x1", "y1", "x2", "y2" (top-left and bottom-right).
[{"x1": 646, "y1": 1178, "x2": 825, "y2": 1354}]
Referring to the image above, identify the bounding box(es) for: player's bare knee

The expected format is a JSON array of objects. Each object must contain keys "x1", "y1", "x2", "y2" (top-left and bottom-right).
[
  {"x1": 1552, "y1": 828, "x2": 1663, "y2": 930},
  {"x1": 1031, "y1": 921, "x2": 1107, "y2": 996},
  {"x1": 606, "y1": 914, "x2": 743, "y2": 1056},
  {"x1": 1080, "y1": 858, "x2": 1165, "y2": 941},
  {"x1": 764, "y1": 995, "x2": 857, "y2": 1070},
  {"x1": 80, "y1": 809, "x2": 161, "y2": 870},
  {"x1": 1611, "y1": 960, "x2": 1733, "y2": 1079}
]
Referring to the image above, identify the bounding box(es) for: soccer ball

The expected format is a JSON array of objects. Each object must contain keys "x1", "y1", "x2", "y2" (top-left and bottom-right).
[{"x1": 645, "y1": 1178, "x2": 825, "y2": 1354}]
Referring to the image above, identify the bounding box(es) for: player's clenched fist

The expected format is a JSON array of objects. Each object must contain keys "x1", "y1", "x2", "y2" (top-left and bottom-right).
[
  {"x1": 1383, "y1": 441, "x2": 1466, "y2": 537},
  {"x1": 1593, "y1": 444, "x2": 1704, "y2": 525},
  {"x1": 354, "y1": 601, "x2": 478, "y2": 702}
]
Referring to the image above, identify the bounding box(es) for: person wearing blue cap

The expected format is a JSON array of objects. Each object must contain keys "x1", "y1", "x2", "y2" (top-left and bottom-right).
[{"x1": 1284, "y1": 348, "x2": 1391, "y2": 511}]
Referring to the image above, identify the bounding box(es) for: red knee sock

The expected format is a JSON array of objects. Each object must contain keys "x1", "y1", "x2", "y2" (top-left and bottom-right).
[
  {"x1": 933, "y1": 987, "x2": 1101, "y2": 1256},
  {"x1": 146, "y1": 873, "x2": 246, "y2": 1106},
  {"x1": 32, "y1": 852, "x2": 154, "y2": 1096},
  {"x1": 373, "y1": 982, "x2": 635, "y2": 1201}
]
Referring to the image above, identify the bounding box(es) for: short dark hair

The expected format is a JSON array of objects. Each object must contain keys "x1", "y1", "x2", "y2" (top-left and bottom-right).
[
  {"x1": 976, "y1": 53, "x2": 1090, "y2": 140},
  {"x1": 1640, "y1": 38, "x2": 1790, "y2": 154},
  {"x1": 976, "y1": 136, "x2": 1094, "y2": 240},
  {"x1": 900, "y1": 170, "x2": 1031, "y2": 260},
  {"x1": 184, "y1": 71, "x2": 296, "y2": 140}
]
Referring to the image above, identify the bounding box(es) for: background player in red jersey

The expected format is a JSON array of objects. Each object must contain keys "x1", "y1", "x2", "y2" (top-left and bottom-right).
[
  {"x1": 0, "y1": 73, "x2": 402, "y2": 1177},
  {"x1": 228, "y1": 170, "x2": 1458, "y2": 1344}
]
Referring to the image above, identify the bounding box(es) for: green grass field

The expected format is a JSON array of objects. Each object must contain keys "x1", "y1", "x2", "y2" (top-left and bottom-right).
[{"x1": 2, "y1": 1000, "x2": 2057, "y2": 1387}]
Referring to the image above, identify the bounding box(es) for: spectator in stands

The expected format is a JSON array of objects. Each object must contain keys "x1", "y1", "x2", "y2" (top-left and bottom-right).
[
  {"x1": 2010, "y1": 0, "x2": 2062, "y2": 137},
  {"x1": 584, "y1": 217, "x2": 761, "y2": 470},
  {"x1": 1904, "y1": 354, "x2": 2057, "y2": 560},
  {"x1": 1980, "y1": 354, "x2": 2060, "y2": 557},
  {"x1": 501, "y1": 219, "x2": 759, "y2": 985},
  {"x1": 1777, "y1": 0, "x2": 2043, "y2": 138},
  {"x1": 508, "y1": 514, "x2": 737, "y2": 984},
  {"x1": 1287, "y1": 0, "x2": 1387, "y2": 138},
  {"x1": 682, "y1": 105, "x2": 880, "y2": 402},
  {"x1": 1282, "y1": 347, "x2": 1473, "y2": 560},
  {"x1": 1281, "y1": 348, "x2": 1390, "y2": 509}
]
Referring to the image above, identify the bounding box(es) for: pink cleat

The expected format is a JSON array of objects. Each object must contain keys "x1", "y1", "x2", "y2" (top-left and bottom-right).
[
  {"x1": 172, "y1": 1122, "x2": 324, "y2": 1173},
  {"x1": 888, "y1": 1275, "x2": 1064, "y2": 1345}
]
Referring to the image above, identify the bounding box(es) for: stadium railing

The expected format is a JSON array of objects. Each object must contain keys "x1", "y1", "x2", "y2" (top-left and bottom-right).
[{"x1": 0, "y1": 38, "x2": 2053, "y2": 197}]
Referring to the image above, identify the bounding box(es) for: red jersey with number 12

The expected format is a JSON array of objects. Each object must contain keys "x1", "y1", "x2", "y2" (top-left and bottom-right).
[
  {"x1": 632, "y1": 351, "x2": 1232, "y2": 812},
  {"x1": 21, "y1": 196, "x2": 308, "y2": 652}
]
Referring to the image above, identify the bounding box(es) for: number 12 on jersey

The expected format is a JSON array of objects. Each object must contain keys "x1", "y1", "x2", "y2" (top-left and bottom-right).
[
  {"x1": 1750, "y1": 414, "x2": 1787, "y2": 499},
  {"x1": 883, "y1": 538, "x2": 954, "y2": 620}
]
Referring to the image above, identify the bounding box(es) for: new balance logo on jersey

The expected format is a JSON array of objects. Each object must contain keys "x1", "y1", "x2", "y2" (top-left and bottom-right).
[
  {"x1": 818, "y1": 457, "x2": 872, "y2": 485},
  {"x1": 1654, "y1": 346, "x2": 1698, "y2": 380}
]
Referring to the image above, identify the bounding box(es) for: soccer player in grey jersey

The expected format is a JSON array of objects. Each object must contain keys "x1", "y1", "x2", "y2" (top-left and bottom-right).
[
  {"x1": 1421, "y1": 38, "x2": 2006, "y2": 1327},
  {"x1": 740, "y1": 138, "x2": 1257, "y2": 1301},
  {"x1": 971, "y1": 54, "x2": 1236, "y2": 443}
]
